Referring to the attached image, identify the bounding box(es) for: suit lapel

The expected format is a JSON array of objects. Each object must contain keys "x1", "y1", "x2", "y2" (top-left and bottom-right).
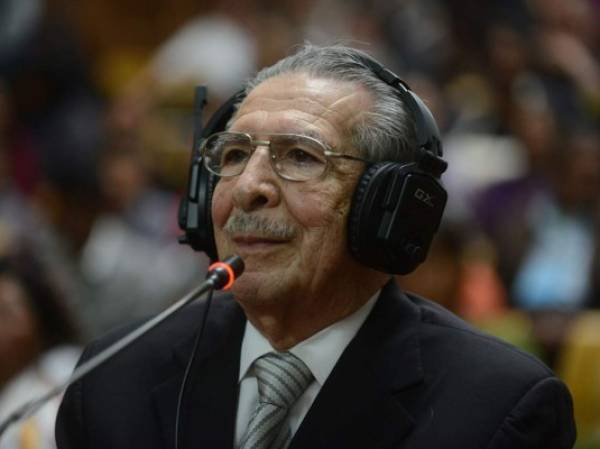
[
  {"x1": 151, "y1": 282, "x2": 426, "y2": 449},
  {"x1": 151, "y1": 297, "x2": 246, "y2": 449},
  {"x1": 289, "y1": 281, "x2": 425, "y2": 449}
]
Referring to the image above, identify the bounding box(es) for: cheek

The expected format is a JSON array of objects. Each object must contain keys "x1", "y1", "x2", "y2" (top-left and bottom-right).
[
  {"x1": 286, "y1": 186, "x2": 354, "y2": 243},
  {"x1": 295, "y1": 198, "x2": 348, "y2": 230},
  {"x1": 211, "y1": 183, "x2": 234, "y2": 258},
  {"x1": 211, "y1": 183, "x2": 233, "y2": 228},
  {"x1": 287, "y1": 178, "x2": 355, "y2": 229}
]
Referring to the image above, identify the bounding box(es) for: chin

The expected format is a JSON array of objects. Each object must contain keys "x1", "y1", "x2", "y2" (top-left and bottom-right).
[{"x1": 231, "y1": 271, "x2": 288, "y2": 308}]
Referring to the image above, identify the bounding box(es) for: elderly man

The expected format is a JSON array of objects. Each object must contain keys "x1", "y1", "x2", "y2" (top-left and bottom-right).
[{"x1": 56, "y1": 45, "x2": 575, "y2": 449}]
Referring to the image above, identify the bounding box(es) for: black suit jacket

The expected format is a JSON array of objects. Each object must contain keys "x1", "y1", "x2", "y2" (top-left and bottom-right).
[{"x1": 56, "y1": 281, "x2": 576, "y2": 449}]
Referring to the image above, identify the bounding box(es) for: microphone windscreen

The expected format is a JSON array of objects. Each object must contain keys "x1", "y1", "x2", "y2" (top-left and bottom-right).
[{"x1": 207, "y1": 255, "x2": 244, "y2": 290}]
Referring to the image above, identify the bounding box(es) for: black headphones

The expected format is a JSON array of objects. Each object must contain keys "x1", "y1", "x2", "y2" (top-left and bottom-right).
[{"x1": 178, "y1": 55, "x2": 448, "y2": 274}]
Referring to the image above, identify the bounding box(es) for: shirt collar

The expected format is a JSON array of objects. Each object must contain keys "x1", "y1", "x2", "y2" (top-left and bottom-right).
[{"x1": 239, "y1": 293, "x2": 379, "y2": 386}]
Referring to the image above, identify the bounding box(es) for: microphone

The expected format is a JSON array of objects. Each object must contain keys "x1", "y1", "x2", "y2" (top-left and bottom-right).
[
  {"x1": 0, "y1": 255, "x2": 244, "y2": 439},
  {"x1": 207, "y1": 255, "x2": 245, "y2": 290}
]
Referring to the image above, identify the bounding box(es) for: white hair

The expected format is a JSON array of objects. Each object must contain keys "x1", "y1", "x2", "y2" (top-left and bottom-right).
[{"x1": 239, "y1": 44, "x2": 418, "y2": 163}]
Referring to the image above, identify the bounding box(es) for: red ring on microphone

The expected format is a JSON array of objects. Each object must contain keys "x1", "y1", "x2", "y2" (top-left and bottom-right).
[{"x1": 208, "y1": 261, "x2": 235, "y2": 290}]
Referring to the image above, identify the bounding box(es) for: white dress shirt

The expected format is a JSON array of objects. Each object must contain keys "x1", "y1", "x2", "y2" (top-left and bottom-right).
[{"x1": 234, "y1": 295, "x2": 378, "y2": 447}]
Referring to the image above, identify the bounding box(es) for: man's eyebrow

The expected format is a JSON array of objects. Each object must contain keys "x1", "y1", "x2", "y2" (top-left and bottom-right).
[
  {"x1": 298, "y1": 129, "x2": 326, "y2": 141},
  {"x1": 278, "y1": 129, "x2": 331, "y2": 146},
  {"x1": 230, "y1": 128, "x2": 331, "y2": 146}
]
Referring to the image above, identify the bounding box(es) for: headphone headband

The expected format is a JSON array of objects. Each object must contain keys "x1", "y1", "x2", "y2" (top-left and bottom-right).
[{"x1": 355, "y1": 55, "x2": 446, "y2": 174}]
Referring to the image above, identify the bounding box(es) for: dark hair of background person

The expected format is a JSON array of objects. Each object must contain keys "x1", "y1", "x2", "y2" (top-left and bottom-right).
[{"x1": 0, "y1": 246, "x2": 80, "y2": 350}]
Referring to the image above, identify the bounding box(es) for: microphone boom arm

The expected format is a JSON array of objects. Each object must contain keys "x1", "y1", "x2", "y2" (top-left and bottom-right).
[{"x1": 0, "y1": 255, "x2": 244, "y2": 439}]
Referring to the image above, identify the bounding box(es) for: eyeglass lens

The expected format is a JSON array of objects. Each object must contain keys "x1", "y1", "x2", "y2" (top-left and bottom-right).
[{"x1": 203, "y1": 133, "x2": 329, "y2": 181}]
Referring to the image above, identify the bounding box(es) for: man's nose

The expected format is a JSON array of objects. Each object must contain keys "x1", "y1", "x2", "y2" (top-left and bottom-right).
[{"x1": 231, "y1": 146, "x2": 281, "y2": 212}]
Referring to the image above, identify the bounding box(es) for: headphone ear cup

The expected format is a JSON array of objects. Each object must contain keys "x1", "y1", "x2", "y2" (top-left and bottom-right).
[
  {"x1": 178, "y1": 160, "x2": 218, "y2": 260},
  {"x1": 200, "y1": 169, "x2": 218, "y2": 260},
  {"x1": 348, "y1": 162, "x2": 447, "y2": 274},
  {"x1": 179, "y1": 89, "x2": 246, "y2": 258},
  {"x1": 348, "y1": 162, "x2": 388, "y2": 258}
]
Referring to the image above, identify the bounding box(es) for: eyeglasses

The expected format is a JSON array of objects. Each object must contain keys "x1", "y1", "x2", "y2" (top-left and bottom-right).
[{"x1": 201, "y1": 132, "x2": 370, "y2": 182}]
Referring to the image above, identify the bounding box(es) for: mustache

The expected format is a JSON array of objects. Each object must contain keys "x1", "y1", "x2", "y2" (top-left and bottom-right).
[{"x1": 223, "y1": 213, "x2": 298, "y2": 240}]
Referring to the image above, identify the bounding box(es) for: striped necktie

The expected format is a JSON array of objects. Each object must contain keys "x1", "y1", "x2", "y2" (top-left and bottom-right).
[{"x1": 239, "y1": 351, "x2": 314, "y2": 449}]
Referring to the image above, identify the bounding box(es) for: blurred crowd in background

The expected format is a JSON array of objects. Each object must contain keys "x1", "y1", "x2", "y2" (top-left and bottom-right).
[{"x1": 0, "y1": 0, "x2": 598, "y2": 447}]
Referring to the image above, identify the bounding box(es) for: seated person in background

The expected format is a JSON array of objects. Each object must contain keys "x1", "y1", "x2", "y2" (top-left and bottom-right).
[
  {"x1": 0, "y1": 241, "x2": 80, "y2": 449},
  {"x1": 56, "y1": 44, "x2": 575, "y2": 449}
]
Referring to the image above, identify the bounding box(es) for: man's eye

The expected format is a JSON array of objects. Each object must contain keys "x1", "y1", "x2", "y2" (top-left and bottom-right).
[
  {"x1": 222, "y1": 148, "x2": 249, "y2": 166},
  {"x1": 286, "y1": 148, "x2": 323, "y2": 165}
]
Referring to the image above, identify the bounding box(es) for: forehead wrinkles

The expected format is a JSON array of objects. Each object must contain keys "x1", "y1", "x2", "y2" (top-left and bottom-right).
[
  {"x1": 232, "y1": 75, "x2": 372, "y2": 145},
  {"x1": 319, "y1": 89, "x2": 373, "y2": 138},
  {"x1": 230, "y1": 109, "x2": 342, "y2": 144}
]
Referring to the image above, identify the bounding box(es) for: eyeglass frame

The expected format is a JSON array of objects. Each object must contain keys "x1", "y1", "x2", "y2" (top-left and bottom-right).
[{"x1": 200, "y1": 131, "x2": 371, "y2": 182}]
